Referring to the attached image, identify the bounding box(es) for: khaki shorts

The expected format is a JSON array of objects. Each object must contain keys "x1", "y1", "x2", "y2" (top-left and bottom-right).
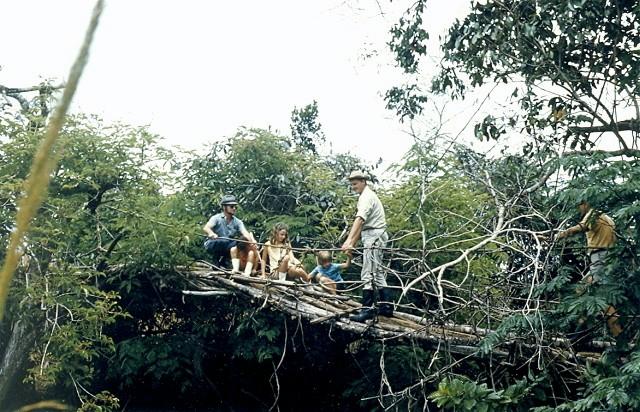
[{"x1": 587, "y1": 249, "x2": 608, "y2": 282}]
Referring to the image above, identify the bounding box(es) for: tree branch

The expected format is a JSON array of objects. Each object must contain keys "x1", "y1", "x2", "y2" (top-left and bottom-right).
[{"x1": 570, "y1": 119, "x2": 640, "y2": 134}]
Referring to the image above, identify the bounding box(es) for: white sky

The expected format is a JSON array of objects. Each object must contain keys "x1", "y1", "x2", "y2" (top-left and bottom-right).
[{"x1": 0, "y1": 0, "x2": 474, "y2": 171}]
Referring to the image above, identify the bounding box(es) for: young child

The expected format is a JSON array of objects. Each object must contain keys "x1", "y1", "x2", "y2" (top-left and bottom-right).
[
  {"x1": 308, "y1": 250, "x2": 351, "y2": 294},
  {"x1": 237, "y1": 235, "x2": 259, "y2": 276},
  {"x1": 261, "y1": 222, "x2": 309, "y2": 282}
]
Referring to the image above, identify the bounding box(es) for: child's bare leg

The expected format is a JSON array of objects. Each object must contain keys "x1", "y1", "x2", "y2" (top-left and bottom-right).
[
  {"x1": 243, "y1": 250, "x2": 255, "y2": 276},
  {"x1": 317, "y1": 275, "x2": 336, "y2": 294},
  {"x1": 277, "y1": 256, "x2": 289, "y2": 272},
  {"x1": 230, "y1": 246, "x2": 240, "y2": 272},
  {"x1": 276, "y1": 256, "x2": 290, "y2": 280},
  {"x1": 288, "y1": 266, "x2": 309, "y2": 282}
]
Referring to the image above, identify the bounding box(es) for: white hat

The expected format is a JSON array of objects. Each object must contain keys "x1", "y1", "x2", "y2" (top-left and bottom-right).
[{"x1": 348, "y1": 170, "x2": 368, "y2": 180}]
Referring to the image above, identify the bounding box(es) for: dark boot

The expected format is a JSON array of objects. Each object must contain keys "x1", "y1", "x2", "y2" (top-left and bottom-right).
[
  {"x1": 218, "y1": 255, "x2": 231, "y2": 270},
  {"x1": 350, "y1": 289, "x2": 376, "y2": 322},
  {"x1": 378, "y1": 287, "x2": 394, "y2": 317}
]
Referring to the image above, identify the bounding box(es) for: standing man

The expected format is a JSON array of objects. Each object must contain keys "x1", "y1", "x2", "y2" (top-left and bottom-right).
[
  {"x1": 555, "y1": 199, "x2": 622, "y2": 336},
  {"x1": 341, "y1": 170, "x2": 393, "y2": 321},
  {"x1": 203, "y1": 194, "x2": 256, "y2": 274}
]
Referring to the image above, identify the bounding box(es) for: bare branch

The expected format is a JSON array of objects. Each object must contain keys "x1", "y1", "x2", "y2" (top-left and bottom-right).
[{"x1": 570, "y1": 119, "x2": 640, "y2": 134}]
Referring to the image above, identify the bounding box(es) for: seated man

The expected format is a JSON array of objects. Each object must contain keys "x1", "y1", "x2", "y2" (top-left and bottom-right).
[
  {"x1": 203, "y1": 194, "x2": 256, "y2": 273},
  {"x1": 308, "y1": 250, "x2": 351, "y2": 294}
]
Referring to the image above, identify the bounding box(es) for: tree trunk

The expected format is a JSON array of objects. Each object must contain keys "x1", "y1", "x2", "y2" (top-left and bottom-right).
[{"x1": 0, "y1": 319, "x2": 36, "y2": 407}]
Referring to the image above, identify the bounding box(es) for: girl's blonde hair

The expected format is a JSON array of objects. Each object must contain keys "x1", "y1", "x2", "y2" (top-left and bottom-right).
[{"x1": 269, "y1": 222, "x2": 290, "y2": 245}]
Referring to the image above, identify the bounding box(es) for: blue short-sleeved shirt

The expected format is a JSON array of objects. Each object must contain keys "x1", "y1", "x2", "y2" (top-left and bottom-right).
[
  {"x1": 206, "y1": 213, "x2": 245, "y2": 238},
  {"x1": 309, "y1": 263, "x2": 344, "y2": 282}
]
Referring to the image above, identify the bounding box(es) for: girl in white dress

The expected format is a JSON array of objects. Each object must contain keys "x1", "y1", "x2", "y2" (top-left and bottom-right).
[{"x1": 261, "y1": 222, "x2": 309, "y2": 282}]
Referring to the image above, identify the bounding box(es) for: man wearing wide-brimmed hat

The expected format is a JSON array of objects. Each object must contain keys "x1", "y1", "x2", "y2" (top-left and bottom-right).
[
  {"x1": 203, "y1": 194, "x2": 256, "y2": 274},
  {"x1": 342, "y1": 170, "x2": 393, "y2": 321}
]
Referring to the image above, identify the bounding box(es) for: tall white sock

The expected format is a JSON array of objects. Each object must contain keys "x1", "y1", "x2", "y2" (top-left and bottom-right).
[
  {"x1": 232, "y1": 258, "x2": 240, "y2": 272},
  {"x1": 243, "y1": 262, "x2": 253, "y2": 276},
  {"x1": 278, "y1": 271, "x2": 287, "y2": 281}
]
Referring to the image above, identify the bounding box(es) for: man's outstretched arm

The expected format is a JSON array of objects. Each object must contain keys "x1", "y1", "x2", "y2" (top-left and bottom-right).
[{"x1": 342, "y1": 217, "x2": 364, "y2": 251}]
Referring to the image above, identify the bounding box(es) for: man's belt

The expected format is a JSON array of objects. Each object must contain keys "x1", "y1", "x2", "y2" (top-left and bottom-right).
[{"x1": 362, "y1": 227, "x2": 386, "y2": 232}]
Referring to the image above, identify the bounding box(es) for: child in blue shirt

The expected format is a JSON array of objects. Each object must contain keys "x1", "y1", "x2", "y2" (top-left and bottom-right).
[{"x1": 309, "y1": 250, "x2": 351, "y2": 294}]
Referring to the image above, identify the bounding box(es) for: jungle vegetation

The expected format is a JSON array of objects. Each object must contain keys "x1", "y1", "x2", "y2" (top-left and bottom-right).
[{"x1": 2, "y1": 0, "x2": 640, "y2": 411}]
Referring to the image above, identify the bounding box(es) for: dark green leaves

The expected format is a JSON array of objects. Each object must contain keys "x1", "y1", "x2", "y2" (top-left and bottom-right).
[
  {"x1": 429, "y1": 376, "x2": 541, "y2": 411},
  {"x1": 290, "y1": 100, "x2": 325, "y2": 155},
  {"x1": 384, "y1": 84, "x2": 428, "y2": 121},
  {"x1": 474, "y1": 115, "x2": 505, "y2": 141},
  {"x1": 388, "y1": 0, "x2": 428, "y2": 74}
]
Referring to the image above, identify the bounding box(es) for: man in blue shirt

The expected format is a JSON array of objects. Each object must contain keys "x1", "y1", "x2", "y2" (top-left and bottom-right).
[{"x1": 203, "y1": 194, "x2": 256, "y2": 273}]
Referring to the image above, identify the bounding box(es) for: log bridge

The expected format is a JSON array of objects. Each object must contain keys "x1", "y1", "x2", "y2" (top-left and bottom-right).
[{"x1": 181, "y1": 262, "x2": 605, "y2": 365}]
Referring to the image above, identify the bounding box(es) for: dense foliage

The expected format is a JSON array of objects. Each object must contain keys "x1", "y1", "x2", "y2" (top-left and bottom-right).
[
  {"x1": 3, "y1": 106, "x2": 482, "y2": 410},
  {"x1": 2, "y1": 1, "x2": 640, "y2": 410},
  {"x1": 385, "y1": 0, "x2": 640, "y2": 410}
]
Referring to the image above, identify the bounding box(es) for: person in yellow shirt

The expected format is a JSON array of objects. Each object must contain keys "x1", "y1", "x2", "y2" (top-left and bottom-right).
[
  {"x1": 556, "y1": 201, "x2": 615, "y2": 280},
  {"x1": 555, "y1": 200, "x2": 622, "y2": 337}
]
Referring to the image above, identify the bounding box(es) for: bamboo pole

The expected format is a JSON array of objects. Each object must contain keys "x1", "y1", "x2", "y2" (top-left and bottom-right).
[{"x1": 0, "y1": 0, "x2": 104, "y2": 320}]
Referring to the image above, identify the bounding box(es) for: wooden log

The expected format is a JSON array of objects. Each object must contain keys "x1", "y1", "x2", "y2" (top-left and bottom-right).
[
  {"x1": 392, "y1": 311, "x2": 493, "y2": 337},
  {"x1": 230, "y1": 275, "x2": 352, "y2": 301},
  {"x1": 310, "y1": 307, "x2": 360, "y2": 324},
  {"x1": 330, "y1": 319, "x2": 503, "y2": 356},
  {"x1": 373, "y1": 320, "x2": 477, "y2": 343},
  {"x1": 276, "y1": 286, "x2": 352, "y2": 311},
  {"x1": 210, "y1": 276, "x2": 334, "y2": 319},
  {"x1": 291, "y1": 295, "x2": 359, "y2": 323},
  {"x1": 182, "y1": 290, "x2": 233, "y2": 296}
]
